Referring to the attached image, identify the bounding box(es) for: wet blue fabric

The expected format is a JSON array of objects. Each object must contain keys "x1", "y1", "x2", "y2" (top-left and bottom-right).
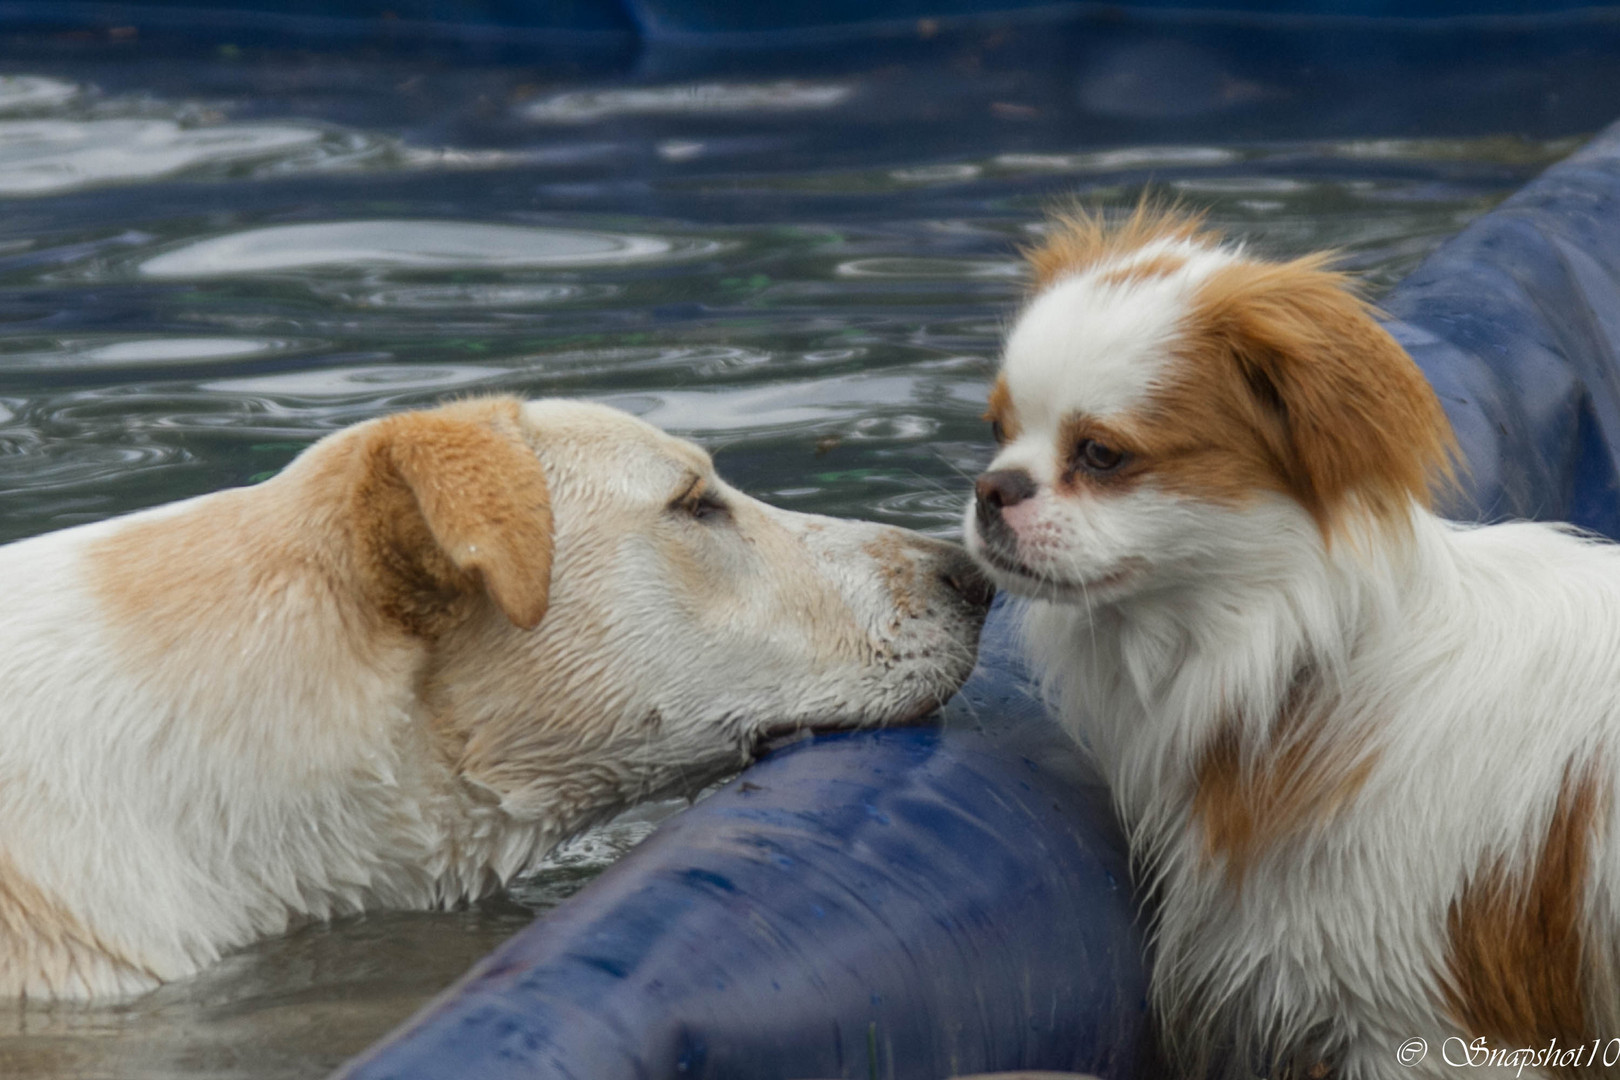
[
  {"x1": 335, "y1": 111, "x2": 1620, "y2": 1080},
  {"x1": 1385, "y1": 121, "x2": 1620, "y2": 538}
]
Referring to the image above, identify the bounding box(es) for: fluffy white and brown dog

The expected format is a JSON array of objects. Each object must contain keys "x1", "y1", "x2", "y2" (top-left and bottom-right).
[
  {"x1": 0, "y1": 395, "x2": 991, "y2": 1000},
  {"x1": 965, "y1": 207, "x2": 1620, "y2": 1079}
]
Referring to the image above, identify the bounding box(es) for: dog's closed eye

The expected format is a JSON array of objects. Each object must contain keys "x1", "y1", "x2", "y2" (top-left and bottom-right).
[{"x1": 669, "y1": 475, "x2": 731, "y2": 523}]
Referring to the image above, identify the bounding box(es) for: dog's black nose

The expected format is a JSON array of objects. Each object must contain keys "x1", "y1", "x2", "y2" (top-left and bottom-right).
[
  {"x1": 975, "y1": 469, "x2": 1036, "y2": 510},
  {"x1": 974, "y1": 469, "x2": 1037, "y2": 530},
  {"x1": 938, "y1": 548, "x2": 996, "y2": 610}
]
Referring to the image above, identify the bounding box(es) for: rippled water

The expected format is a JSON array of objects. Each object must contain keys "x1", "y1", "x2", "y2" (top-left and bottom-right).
[{"x1": 0, "y1": 46, "x2": 1578, "y2": 1080}]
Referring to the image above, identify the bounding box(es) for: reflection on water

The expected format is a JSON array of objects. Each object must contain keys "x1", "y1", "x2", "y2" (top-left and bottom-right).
[
  {"x1": 0, "y1": 43, "x2": 1580, "y2": 1080},
  {"x1": 836, "y1": 256, "x2": 1022, "y2": 279},
  {"x1": 0, "y1": 120, "x2": 328, "y2": 196},
  {"x1": 0, "y1": 75, "x2": 79, "y2": 113},
  {"x1": 994, "y1": 145, "x2": 1242, "y2": 171},
  {"x1": 200, "y1": 363, "x2": 508, "y2": 398},
  {"x1": 0, "y1": 337, "x2": 292, "y2": 372},
  {"x1": 140, "y1": 221, "x2": 696, "y2": 278},
  {"x1": 338, "y1": 281, "x2": 612, "y2": 309},
  {"x1": 522, "y1": 80, "x2": 855, "y2": 122},
  {"x1": 0, "y1": 75, "x2": 645, "y2": 198}
]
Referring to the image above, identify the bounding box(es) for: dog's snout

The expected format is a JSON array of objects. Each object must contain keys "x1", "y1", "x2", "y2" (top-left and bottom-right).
[
  {"x1": 939, "y1": 549, "x2": 995, "y2": 610},
  {"x1": 974, "y1": 469, "x2": 1037, "y2": 529},
  {"x1": 975, "y1": 469, "x2": 1036, "y2": 510}
]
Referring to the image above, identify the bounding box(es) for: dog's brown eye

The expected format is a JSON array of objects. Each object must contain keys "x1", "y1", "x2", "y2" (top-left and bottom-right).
[
  {"x1": 990, "y1": 419, "x2": 1007, "y2": 445},
  {"x1": 1075, "y1": 439, "x2": 1126, "y2": 474}
]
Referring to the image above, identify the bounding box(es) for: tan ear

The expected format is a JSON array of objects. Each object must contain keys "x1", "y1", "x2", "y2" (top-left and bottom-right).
[
  {"x1": 354, "y1": 398, "x2": 554, "y2": 631},
  {"x1": 1194, "y1": 256, "x2": 1457, "y2": 537}
]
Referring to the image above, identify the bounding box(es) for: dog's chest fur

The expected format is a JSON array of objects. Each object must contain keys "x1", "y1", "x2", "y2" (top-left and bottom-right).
[{"x1": 1022, "y1": 514, "x2": 1620, "y2": 1079}]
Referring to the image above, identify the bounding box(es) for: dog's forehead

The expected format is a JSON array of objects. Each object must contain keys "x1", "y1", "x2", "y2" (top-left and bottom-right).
[
  {"x1": 519, "y1": 399, "x2": 710, "y2": 491},
  {"x1": 1001, "y1": 250, "x2": 1230, "y2": 432}
]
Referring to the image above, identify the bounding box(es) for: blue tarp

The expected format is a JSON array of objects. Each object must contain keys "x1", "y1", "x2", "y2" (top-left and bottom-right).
[
  {"x1": 1385, "y1": 123, "x2": 1620, "y2": 533},
  {"x1": 333, "y1": 87, "x2": 1620, "y2": 1080},
  {"x1": 14, "y1": 4, "x2": 1620, "y2": 143},
  {"x1": 15, "y1": 0, "x2": 1620, "y2": 36}
]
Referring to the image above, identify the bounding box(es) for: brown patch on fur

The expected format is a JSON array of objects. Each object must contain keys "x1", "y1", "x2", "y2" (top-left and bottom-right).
[
  {"x1": 984, "y1": 374, "x2": 1021, "y2": 443},
  {"x1": 88, "y1": 394, "x2": 556, "y2": 778},
  {"x1": 1024, "y1": 201, "x2": 1215, "y2": 290},
  {"x1": 1192, "y1": 676, "x2": 1380, "y2": 884},
  {"x1": 89, "y1": 448, "x2": 380, "y2": 666},
  {"x1": 1443, "y1": 763, "x2": 1602, "y2": 1060},
  {"x1": 93, "y1": 397, "x2": 553, "y2": 657},
  {"x1": 1143, "y1": 252, "x2": 1456, "y2": 540},
  {"x1": 863, "y1": 532, "x2": 925, "y2": 621},
  {"x1": 350, "y1": 397, "x2": 554, "y2": 632}
]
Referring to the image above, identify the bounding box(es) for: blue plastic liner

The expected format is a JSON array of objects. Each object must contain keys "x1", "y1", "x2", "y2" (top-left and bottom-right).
[{"x1": 335, "y1": 115, "x2": 1620, "y2": 1080}]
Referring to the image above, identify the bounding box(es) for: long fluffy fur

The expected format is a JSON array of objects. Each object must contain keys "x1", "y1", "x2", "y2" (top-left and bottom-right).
[{"x1": 967, "y1": 207, "x2": 1619, "y2": 1079}]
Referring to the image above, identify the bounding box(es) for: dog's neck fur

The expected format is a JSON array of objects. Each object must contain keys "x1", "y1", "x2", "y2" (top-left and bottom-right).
[
  {"x1": 1020, "y1": 495, "x2": 1465, "y2": 1071},
  {"x1": 1022, "y1": 494, "x2": 1452, "y2": 848}
]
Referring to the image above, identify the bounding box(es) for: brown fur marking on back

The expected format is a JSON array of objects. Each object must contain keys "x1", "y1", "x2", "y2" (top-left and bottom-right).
[
  {"x1": 87, "y1": 395, "x2": 554, "y2": 760},
  {"x1": 1192, "y1": 675, "x2": 1380, "y2": 885},
  {"x1": 89, "y1": 443, "x2": 378, "y2": 658},
  {"x1": 1444, "y1": 762, "x2": 1602, "y2": 1063}
]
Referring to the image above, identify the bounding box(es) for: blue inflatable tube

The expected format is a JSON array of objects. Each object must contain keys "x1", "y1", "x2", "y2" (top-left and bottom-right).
[
  {"x1": 1384, "y1": 121, "x2": 1620, "y2": 531},
  {"x1": 334, "y1": 606, "x2": 1151, "y2": 1080},
  {"x1": 335, "y1": 118, "x2": 1620, "y2": 1080}
]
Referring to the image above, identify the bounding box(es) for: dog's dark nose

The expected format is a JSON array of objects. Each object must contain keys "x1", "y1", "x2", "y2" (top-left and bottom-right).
[
  {"x1": 938, "y1": 548, "x2": 995, "y2": 610},
  {"x1": 974, "y1": 469, "x2": 1037, "y2": 530}
]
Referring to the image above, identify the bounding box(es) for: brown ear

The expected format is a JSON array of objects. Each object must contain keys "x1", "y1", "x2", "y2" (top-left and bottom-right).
[
  {"x1": 354, "y1": 398, "x2": 554, "y2": 631},
  {"x1": 1194, "y1": 256, "x2": 1457, "y2": 537}
]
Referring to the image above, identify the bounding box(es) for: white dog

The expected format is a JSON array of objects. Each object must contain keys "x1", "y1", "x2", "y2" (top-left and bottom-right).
[
  {"x1": 965, "y1": 206, "x2": 1620, "y2": 1079},
  {"x1": 0, "y1": 395, "x2": 990, "y2": 1000}
]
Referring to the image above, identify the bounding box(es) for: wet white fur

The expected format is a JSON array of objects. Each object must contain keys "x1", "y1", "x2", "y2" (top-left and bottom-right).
[
  {"x1": 0, "y1": 399, "x2": 983, "y2": 1000},
  {"x1": 965, "y1": 240, "x2": 1620, "y2": 1079}
]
